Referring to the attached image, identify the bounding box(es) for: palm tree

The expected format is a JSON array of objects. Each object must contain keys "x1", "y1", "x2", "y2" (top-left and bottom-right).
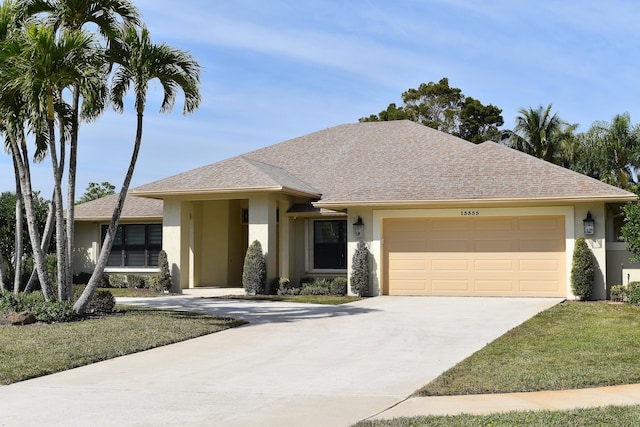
[
  {"x1": 74, "y1": 26, "x2": 201, "y2": 313},
  {"x1": 511, "y1": 104, "x2": 566, "y2": 164},
  {"x1": 1, "y1": 21, "x2": 99, "y2": 300},
  {"x1": 583, "y1": 113, "x2": 640, "y2": 188},
  {"x1": 19, "y1": 0, "x2": 140, "y2": 298}
]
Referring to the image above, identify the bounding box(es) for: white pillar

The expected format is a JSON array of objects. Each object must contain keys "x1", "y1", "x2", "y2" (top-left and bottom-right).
[{"x1": 249, "y1": 194, "x2": 278, "y2": 290}]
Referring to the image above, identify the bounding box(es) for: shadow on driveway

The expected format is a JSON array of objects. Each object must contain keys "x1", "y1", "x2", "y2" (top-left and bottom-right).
[{"x1": 116, "y1": 296, "x2": 377, "y2": 325}]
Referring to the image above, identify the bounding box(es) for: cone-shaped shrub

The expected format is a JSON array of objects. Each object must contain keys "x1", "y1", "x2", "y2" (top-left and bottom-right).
[
  {"x1": 157, "y1": 250, "x2": 172, "y2": 291},
  {"x1": 571, "y1": 237, "x2": 594, "y2": 300},
  {"x1": 351, "y1": 241, "x2": 369, "y2": 296},
  {"x1": 243, "y1": 240, "x2": 266, "y2": 295}
]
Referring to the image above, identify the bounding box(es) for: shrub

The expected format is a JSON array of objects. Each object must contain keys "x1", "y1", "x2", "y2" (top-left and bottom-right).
[
  {"x1": 627, "y1": 282, "x2": 640, "y2": 305},
  {"x1": 35, "y1": 300, "x2": 77, "y2": 322},
  {"x1": 126, "y1": 274, "x2": 147, "y2": 289},
  {"x1": 275, "y1": 277, "x2": 300, "y2": 296},
  {"x1": 242, "y1": 240, "x2": 266, "y2": 295},
  {"x1": 610, "y1": 285, "x2": 626, "y2": 302},
  {"x1": 87, "y1": 290, "x2": 116, "y2": 314},
  {"x1": 157, "y1": 250, "x2": 172, "y2": 291},
  {"x1": 300, "y1": 283, "x2": 331, "y2": 296},
  {"x1": 330, "y1": 277, "x2": 348, "y2": 296},
  {"x1": 570, "y1": 238, "x2": 594, "y2": 300},
  {"x1": 0, "y1": 291, "x2": 76, "y2": 322},
  {"x1": 108, "y1": 274, "x2": 127, "y2": 288},
  {"x1": 351, "y1": 241, "x2": 370, "y2": 297}
]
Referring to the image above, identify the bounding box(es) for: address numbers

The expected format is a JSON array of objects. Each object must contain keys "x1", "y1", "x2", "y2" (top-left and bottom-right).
[{"x1": 461, "y1": 210, "x2": 480, "y2": 216}]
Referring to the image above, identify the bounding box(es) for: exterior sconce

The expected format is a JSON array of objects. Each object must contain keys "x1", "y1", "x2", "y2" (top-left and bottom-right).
[
  {"x1": 353, "y1": 216, "x2": 364, "y2": 238},
  {"x1": 583, "y1": 212, "x2": 595, "y2": 235}
]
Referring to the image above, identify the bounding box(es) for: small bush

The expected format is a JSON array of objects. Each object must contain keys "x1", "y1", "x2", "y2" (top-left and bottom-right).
[
  {"x1": 571, "y1": 238, "x2": 594, "y2": 300},
  {"x1": 0, "y1": 291, "x2": 76, "y2": 322},
  {"x1": 351, "y1": 241, "x2": 370, "y2": 297},
  {"x1": 87, "y1": 290, "x2": 115, "y2": 314},
  {"x1": 300, "y1": 282, "x2": 331, "y2": 296},
  {"x1": 627, "y1": 282, "x2": 640, "y2": 305},
  {"x1": 147, "y1": 275, "x2": 163, "y2": 293},
  {"x1": 157, "y1": 250, "x2": 172, "y2": 291},
  {"x1": 126, "y1": 274, "x2": 147, "y2": 289},
  {"x1": 242, "y1": 240, "x2": 266, "y2": 295},
  {"x1": 108, "y1": 274, "x2": 127, "y2": 288},
  {"x1": 610, "y1": 285, "x2": 626, "y2": 302},
  {"x1": 36, "y1": 300, "x2": 77, "y2": 322},
  {"x1": 276, "y1": 278, "x2": 300, "y2": 296},
  {"x1": 330, "y1": 277, "x2": 348, "y2": 296}
]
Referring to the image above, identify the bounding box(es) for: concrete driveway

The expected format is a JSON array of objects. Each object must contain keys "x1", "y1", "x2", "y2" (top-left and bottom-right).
[{"x1": 0, "y1": 296, "x2": 561, "y2": 426}]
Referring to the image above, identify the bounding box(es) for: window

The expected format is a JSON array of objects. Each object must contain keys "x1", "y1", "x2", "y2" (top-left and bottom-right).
[
  {"x1": 313, "y1": 220, "x2": 347, "y2": 270},
  {"x1": 101, "y1": 224, "x2": 162, "y2": 268}
]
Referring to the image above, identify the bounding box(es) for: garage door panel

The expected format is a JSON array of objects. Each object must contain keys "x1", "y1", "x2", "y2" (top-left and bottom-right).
[
  {"x1": 431, "y1": 279, "x2": 469, "y2": 291},
  {"x1": 475, "y1": 280, "x2": 515, "y2": 292},
  {"x1": 385, "y1": 216, "x2": 566, "y2": 297},
  {"x1": 474, "y1": 259, "x2": 515, "y2": 272},
  {"x1": 431, "y1": 259, "x2": 469, "y2": 272},
  {"x1": 519, "y1": 258, "x2": 561, "y2": 272}
]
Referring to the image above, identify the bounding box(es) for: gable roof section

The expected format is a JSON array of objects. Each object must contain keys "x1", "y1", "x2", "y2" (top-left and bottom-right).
[
  {"x1": 132, "y1": 155, "x2": 321, "y2": 198},
  {"x1": 130, "y1": 120, "x2": 636, "y2": 206},
  {"x1": 74, "y1": 194, "x2": 163, "y2": 221}
]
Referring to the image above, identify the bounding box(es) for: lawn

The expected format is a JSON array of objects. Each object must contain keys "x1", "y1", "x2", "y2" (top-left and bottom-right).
[
  {"x1": 354, "y1": 301, "x2": 640, "y2": 427},
  {"x1": 354, "y1": 405, "x2": 640, "y2": 427},
  {"x1": 416, "y1": 301, "x2": 640, "y2": 396},
  {"x1": 0, "y1": 306, "x2": 246, "y2": 385}
]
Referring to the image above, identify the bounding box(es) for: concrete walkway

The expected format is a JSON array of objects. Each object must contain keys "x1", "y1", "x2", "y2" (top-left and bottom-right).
[
  {"x1": 0, "y1": 295, "x2": 562, "y2": 426},
  {"x1": 370, "y1": 384, "x2": 640, "y2": 420}
]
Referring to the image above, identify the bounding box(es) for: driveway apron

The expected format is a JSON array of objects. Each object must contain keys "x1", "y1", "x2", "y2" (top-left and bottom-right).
[{"x1": 0, "y1": 296, "x2": 561, "y2": 426}]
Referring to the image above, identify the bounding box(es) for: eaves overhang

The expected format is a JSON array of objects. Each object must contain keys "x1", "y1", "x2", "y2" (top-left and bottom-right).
[
  {"x1": 130, "y1": 186, "x2": 322, "y2": 200},
  {"x1": 314, "y1": 194, "x2": 638, "y2": 210}
]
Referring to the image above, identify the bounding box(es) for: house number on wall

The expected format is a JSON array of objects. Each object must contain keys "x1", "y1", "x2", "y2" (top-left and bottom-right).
[{"x1": 460, "y1": 210, "x2": 480, "y2": 216}]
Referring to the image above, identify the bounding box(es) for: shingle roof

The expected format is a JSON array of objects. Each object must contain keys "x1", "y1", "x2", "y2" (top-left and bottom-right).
[
  {"x1": 74, "y1": 194, "x2": 163, "y2": 221},
  {"x1": 130, "y1": 120, "x2": 635, "y2": 206}
]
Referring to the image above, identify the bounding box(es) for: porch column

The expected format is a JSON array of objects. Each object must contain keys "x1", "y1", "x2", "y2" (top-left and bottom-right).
[
  {"x1": 248, "y1": 194, "x2": 278, "y2": 291},
  {"x1": 163, "y1": 199, "x2": 187, "y2": 291},
  {"x1": 278, "y1": 199, "x2": 292, "y2": 280}
]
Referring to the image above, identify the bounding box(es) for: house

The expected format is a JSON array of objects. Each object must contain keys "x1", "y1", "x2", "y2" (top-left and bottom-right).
[{"x1": 73, "y1": 120, "x2": 639, "y2": 298}]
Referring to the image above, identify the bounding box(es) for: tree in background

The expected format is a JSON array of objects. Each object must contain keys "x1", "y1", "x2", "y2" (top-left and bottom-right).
[
  {"x1": 76, "y1": 181, "x2": 115, "y2": 204},
  {"x1": 360, "y1": 77, "x2": 504, "y2": 143},
  {"x1": 504, "y1": 104, "x2": 572, "y2": 164},
  {"x1": 0, "y1": 191, "x2": 49, "y2": 291}
]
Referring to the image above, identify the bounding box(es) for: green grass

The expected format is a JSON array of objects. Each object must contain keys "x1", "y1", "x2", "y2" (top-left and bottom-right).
[
  {"x1": 353, "y1": 405, "x2": 640, "y2": 427},
  {"x1": 213, "y1": 294, "x2": 362, "y2": 305},
  {"x1": 416, "y1": 301, "x2": 640, "y2": 397},
  {"x1": 0, "y1": 306, "x2": 246, "y2": 385}
]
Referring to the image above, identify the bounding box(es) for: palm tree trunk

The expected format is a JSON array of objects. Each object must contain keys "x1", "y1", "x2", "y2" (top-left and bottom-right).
[
  {"x1": 7, "y1": 133, "x2": 51, "y2": 300},
  {"x1": 13, "y1": 154, "x2": 23, "y2": 294},
  {"x1": 47, "y1": 117, "x2": 66, "y2": 301},
  {"x1": 24, "y1": 198, "x2": 55, "y2": 293},
  {"x1": 75, "y1": 112, "x2": 144, "y2": 314},
  {"x1": 65, "y1": 88, "x2": 80, "y2": 300}
]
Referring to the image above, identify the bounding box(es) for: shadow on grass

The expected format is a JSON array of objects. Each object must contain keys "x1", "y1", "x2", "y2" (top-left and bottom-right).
[{"x1": 116, "y1": 296, "x2": 377, "y2": 325}]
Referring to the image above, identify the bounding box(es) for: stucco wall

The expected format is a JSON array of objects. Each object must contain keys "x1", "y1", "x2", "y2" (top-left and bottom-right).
[{"x1": 73, "y1": 222, "x2": 98, "y2": 274}]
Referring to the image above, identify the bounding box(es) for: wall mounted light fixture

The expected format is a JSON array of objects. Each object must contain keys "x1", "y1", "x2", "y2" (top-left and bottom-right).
[
  {"x1": 583, "y1": 211, "x2": 595, "y2": 235},
  {"x1": 353, "y1": 216, "x2": 364, "y2": 238}
]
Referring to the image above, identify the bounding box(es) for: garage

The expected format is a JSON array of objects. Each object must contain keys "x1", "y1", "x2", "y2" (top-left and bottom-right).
[{"x1": 383, "y1": 216, "x2": 566, "y2": 297}]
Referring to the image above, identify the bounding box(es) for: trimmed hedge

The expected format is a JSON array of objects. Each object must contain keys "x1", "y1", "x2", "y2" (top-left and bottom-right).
[
  {"x1": 571, "y1": 238, "x2": 594, "y2": 300},
  {"x1": 242, "y1": 240, "x2": 266, "y2": 295}
]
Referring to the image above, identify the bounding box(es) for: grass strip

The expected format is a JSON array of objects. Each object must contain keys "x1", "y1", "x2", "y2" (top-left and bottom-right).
[
  {"x1": 0, "y1": 306, "x2": 245, "y2": 385},
  {"x1": 417, "y1": 301, "x2": 640, "y2": 396},
  {"x1": 353, "y1": 405, "x2": 640, "y2": 427}
]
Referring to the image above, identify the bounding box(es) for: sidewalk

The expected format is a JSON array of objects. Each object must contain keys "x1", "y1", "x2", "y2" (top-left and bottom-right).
[{"x1": 370, "y1": 384, "x2": 640, "y2": 420}]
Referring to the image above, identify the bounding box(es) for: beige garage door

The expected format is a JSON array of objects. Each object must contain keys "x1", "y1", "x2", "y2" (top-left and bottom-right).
[{"x1": 384, "y1": 216, "x2": 566, "y2": 297}]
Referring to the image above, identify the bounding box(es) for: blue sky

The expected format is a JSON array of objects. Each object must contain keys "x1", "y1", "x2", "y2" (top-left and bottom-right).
[{"x1": 3, "y1": 0, "x2": 640, "y2": 198}]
